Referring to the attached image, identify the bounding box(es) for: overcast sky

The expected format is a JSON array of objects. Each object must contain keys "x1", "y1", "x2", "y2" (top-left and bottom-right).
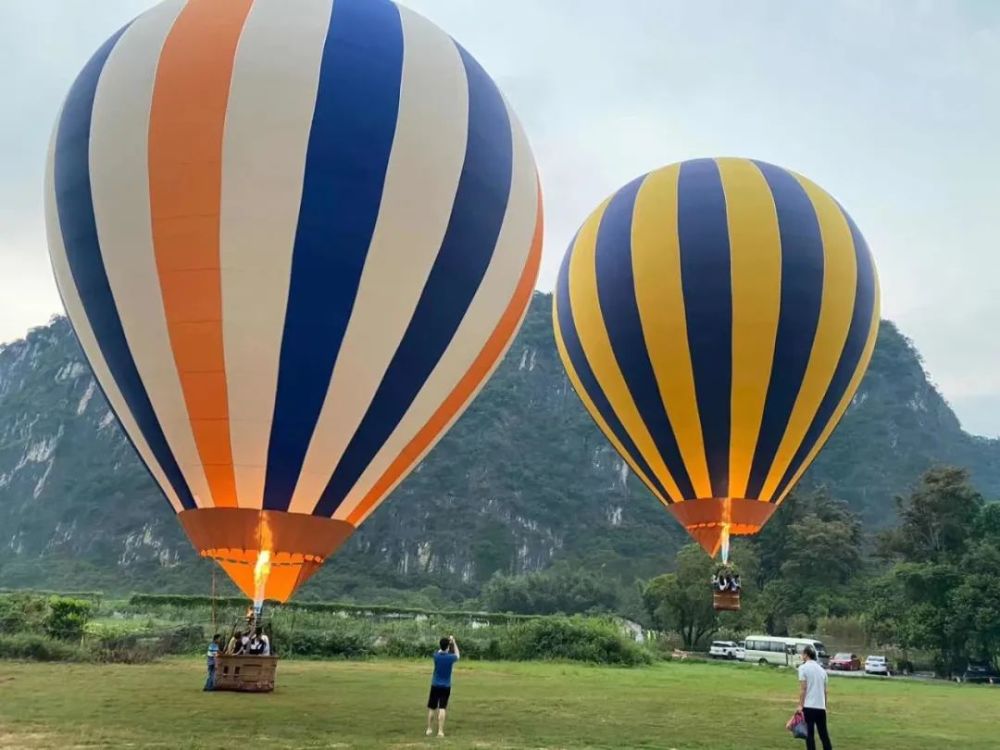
[{"x1": 1, "y1": 0, "x2": 998, "y2": 435}]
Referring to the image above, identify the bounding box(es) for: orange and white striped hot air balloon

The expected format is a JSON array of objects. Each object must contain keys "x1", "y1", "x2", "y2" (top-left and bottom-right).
[{"x1": 46, "y1": 0, "x2": 542, "y2": 604}]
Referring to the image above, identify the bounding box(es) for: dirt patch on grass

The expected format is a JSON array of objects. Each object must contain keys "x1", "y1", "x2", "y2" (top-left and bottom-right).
[{"x1": 0, "y1": 731, "x2": 64, "y2": 749}]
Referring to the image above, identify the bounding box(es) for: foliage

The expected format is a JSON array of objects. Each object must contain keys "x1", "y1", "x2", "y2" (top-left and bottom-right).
[
  {"x1": 750, "y1": 490, "x2": 865, "y2": 634},
  {"x1": 2, "y1": 590, "x2": 647, "y2": 666},
  {"x1": 481, "y1": 565, "x2": 622, "y2": 615},
  {"x1": 865, "y1": 468, "x2": 1000, "y2": 675},
  {"x1": 127, "y1": 593, "x2": 540, "y2": 623},
  {"x1": 643, "y1": 543, "x2": 758, "y2": 648},
  {"x1": 878, "y1": 466, "x2": 983, "y2": 563},
  {"x1": 497, "y1": 617, "x2": 651, "y2": 666},
  {"x1": 0, "y1": 633, "x2": 89, "y2": 661},
  {"x1": 44, "y1": 596, "x2": 94, "y2": 641},
  {"x1": 0, "y1": 592, "x2": 48, "y2": 633}
]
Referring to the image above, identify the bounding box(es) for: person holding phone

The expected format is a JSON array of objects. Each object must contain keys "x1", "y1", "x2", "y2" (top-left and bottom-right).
[{"x1": 426, "y1": 635, "x2": 460, "y2": 737}]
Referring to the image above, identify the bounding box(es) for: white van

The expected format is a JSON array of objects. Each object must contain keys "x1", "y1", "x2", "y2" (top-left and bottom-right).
[{"x1": 742, "y1": 635, "x2": 829, "y2": 667}]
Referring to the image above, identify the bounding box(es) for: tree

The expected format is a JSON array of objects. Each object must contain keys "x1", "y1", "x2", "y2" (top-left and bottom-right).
[
  {"x1": 481, "y1": 566, "x2": 621, "y2": 615},
  {"x1": 44, "y1": 597, "x2": 93, "y2": 641},
  {"x1": 878, "y1": 467, "x2": 983, "y2": 564},
  {"x1": 865, "y1": 504, "x2": 1000, "y2": 677},
  {"x1": 749, "y1": 488, "x2": 866, "y2": 631},
  {"x1": 643, "y1": 543, "x2": 758, "y2": 648},
  {"x1": 949, "y1": 541, "x2": 1000, "y2": 669}
]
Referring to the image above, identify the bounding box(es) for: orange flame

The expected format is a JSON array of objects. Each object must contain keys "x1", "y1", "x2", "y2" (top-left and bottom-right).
[{"x1": 253, "y1": 549, "x2": 272, "y2": 609}]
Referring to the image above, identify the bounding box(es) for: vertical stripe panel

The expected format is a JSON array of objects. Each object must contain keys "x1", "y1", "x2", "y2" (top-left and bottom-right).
[
  {"x1": 335, "y1": 100, "x2": 538, "y2": 522},
  {"x1": 595, "y1": 178, "x2": 696, "y2": 500},
  {"x1": 568, "y1": 201, "x2": 683, "y2": 503},
  {"x1": 344, "y1": 182, "x2": 543, "y2": 526},
  {"x1": 677, "y1": 159, "x2": 732, "y2": 499},
  {"x1": 220, "y1": 0, "x2": 335, "y2": 510},
  {"x1": 288, "y1": 5, "x2": 469, "y2": 514},
  {"x1": 262, "y1": 0, "x2": 404, "y2": 510},
  {"x1": 759, "y1": 175, "x2": 857, "y2": 500},
  {"x1": 631, "y1": 165, "x2": 712, "y2": 499},
  {"x1": 148, "y1": 0, "x2": 255, "y2": 508},
  {"x1": 554, "y1": 250, "x2": 673, "y2": 505},
  {"x1": 744, "y1": 161, "x2": 824, "y2": 500},
  {"x1": 51, "y1": 23, "x2": 196, "y2": 511},
  {"x1": 46, "y1": 111, "x2": 183, "y2": 515},
  {"x1": 717, "y1": 158, "x2": 781, "y2": 500},
  {"x1": 312, "y1": 42, "x2": 513, "y2": 517},
  {"x1": 88, "y1": 0, "x2": 212, "y2": 508},
  {"x1": 773, "y1": 210, "x2": 880, "y2": 503}
]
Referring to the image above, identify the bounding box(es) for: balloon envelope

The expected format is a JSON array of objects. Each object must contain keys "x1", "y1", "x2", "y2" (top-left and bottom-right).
[
  {"x1": 46, "y1": 0, "x2": 542, "y2": 600},
  {"x1": 553, "y1": 158, "x2": 878, "y2": 556}
]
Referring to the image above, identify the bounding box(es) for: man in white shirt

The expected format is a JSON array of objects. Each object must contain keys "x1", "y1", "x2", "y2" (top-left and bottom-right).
[{"x1": 797, "y1": 646, "x2": 832, "y2": 750}]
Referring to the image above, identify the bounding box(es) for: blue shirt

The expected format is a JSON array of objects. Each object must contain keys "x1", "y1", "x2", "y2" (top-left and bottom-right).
[
  {"x1": 431, "y1": 651, "x2": 458, "y2": 687},
  {"x1": 207, "y1": 642, "x2": 219, "y2": 666}
]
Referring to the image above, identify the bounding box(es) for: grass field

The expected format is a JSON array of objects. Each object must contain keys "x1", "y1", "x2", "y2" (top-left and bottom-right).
[{"x1": 0, "y1": 658, "x2": 994, "y2": 749}]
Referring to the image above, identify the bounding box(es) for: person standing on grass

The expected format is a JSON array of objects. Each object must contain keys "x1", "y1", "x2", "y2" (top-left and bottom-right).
[
  {"x1": 797, "y1": 645, "x2": 832, "y2": 750},
  {"x1": 204, "y1": 633, "x2": 222, "y2": 691},
  {"x1": 426, "y1": 635, "x2": 459, "y2": 738}
]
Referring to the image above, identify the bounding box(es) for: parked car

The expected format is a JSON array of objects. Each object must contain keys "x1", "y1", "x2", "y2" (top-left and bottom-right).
[
  {"x1": 864, "y1": 655, "x2": 889, "y2": 675},
  {"x1": 960, "y1": 662, "x2": 1000, "y2": 684},
  {"x1": 709, "y1": 640, "x2": 740, "y2": 660},
  {"x1": 734, "y1": 642, "x2": 746, "y2": 661},
  {"x1": 829, "y1": 653, "x2": 862, "y2": 671}
]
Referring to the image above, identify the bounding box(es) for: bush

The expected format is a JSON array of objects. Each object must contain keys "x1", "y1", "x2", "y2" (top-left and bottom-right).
[
  {"x1": 0, "y1": 593, "x2": 48, "y2": 634},
  {"x1": 45, "y1": 597, "x2": 93, "y2": 641},
  {"x1": 0, "y1": 633, "x2": 90, "y2": 662},
  {"x1": 274, "y1": 628, "x2": 372, "y2": 659},
  {"x1": 157, "y1": 624, "x2": 205, "y2": 655},
  {"x1": 90, "y1": 633, "x2": 160, "y2": 664},
  {"x1": 500, "y1": 617, "x2": 651, "y2": 666}
]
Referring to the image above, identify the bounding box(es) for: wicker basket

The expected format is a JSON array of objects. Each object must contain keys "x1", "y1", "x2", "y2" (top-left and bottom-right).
[
  {"x1": 713, "y1": 590, "x2": 741, "y2": 612},
  {"x1": 214, "y1": 655, "x2": 277, "y2": 692}
]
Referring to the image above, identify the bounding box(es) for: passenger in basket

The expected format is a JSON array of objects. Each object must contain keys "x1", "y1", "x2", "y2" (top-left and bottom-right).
[
  {"x1": 257, "y1": 627, "x2": 271, "y2": 656},
  {"x1": 225, "y1": 630, "x2": 245, "y2": 655}
]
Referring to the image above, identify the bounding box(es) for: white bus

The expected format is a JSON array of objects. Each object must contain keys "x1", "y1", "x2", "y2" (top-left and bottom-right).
[{"x1": 741, "y1": 635, "x2": 829, "y2": 667}]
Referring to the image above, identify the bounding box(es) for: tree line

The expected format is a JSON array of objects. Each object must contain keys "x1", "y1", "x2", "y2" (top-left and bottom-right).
[{"x1": 485, "y1": 467, "x2": 1000, "y2": 676}]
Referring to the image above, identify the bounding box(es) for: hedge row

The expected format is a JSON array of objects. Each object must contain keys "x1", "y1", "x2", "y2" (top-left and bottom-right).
[
  {"x1": 268, "y1": 616, "x2": 652, "y2": 666},
  {"x1": 127, "y1": 593, "x2": 543, "y2": 623},
  {"x1": 0, "y1": 589, "x2": 103, "y2": 602}
]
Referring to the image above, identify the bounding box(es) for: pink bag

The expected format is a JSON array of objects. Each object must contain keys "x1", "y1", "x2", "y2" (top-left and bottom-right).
[{"x1": 786, "y1": 710, "x2": 808, "y2": 740}]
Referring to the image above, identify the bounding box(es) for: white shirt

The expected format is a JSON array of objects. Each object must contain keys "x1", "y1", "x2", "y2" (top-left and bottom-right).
[{"x1": 798, "y1": 660, "x2": 828, "y2": 710}]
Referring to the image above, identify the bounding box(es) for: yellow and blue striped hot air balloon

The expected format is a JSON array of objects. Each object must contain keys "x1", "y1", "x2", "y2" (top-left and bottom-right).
[
  {"x1": 553, "y1": 158, "x2": 879, "y2": 559},
  {"x1": 46, "y1": 0, "x2": 542, "y2": 603}
]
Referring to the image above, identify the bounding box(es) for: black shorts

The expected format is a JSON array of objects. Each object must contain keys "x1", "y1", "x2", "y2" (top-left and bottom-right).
[{"x1": 427, "y1": 685, "x2": 451, "y2": 709}]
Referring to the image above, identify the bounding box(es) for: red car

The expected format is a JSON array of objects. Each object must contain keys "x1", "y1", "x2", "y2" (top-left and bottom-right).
[{"x1": 829, "y1": 653, "x2": 862, "y2": 671}]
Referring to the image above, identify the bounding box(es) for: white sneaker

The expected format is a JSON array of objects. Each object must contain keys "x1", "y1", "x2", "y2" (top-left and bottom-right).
[{"x1": 425, "y1": 729, "x2": 433, "y2": 736}]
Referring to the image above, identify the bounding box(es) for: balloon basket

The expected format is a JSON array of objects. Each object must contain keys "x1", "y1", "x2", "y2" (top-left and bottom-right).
[
  {"x1": 214, "y1": 655, "x2": 277, "y2": 693},
  {"x1": 713, "y1": 590, "x2": 741, "y2": 612}
]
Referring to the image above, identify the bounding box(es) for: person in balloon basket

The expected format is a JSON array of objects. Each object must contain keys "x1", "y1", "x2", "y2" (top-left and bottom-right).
[
  {"x1": 204, "y1": 633, "x2": 222, "y2": 691},
  {"x1": 426, "y1": 635, "x2": 460, "y2": 737},
  {"x1": 797, "y1": 645, "x2": 832, "y2": 750}
]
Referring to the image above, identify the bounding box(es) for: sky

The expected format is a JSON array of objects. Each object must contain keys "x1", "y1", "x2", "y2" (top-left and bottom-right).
[{"x1": 1, "y1": 0, "x2": 998, "y2": 434}]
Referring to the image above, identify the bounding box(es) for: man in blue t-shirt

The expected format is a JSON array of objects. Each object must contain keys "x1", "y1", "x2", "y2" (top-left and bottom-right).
[
  {"x1": 204, "y1": 633, "x2": 222, "y2": 691},
  {"x1": 425, "y1": 635, "x2": 460, "y2": 737}
]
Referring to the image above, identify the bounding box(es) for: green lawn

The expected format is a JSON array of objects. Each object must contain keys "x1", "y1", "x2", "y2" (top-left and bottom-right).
[{"x1": 0, "y1": 658, "x2": 994, "y2": 749}]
